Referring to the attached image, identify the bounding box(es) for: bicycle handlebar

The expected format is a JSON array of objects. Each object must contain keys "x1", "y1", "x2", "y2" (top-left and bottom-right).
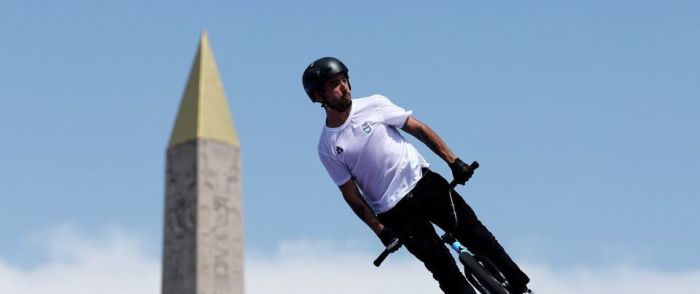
[
  {"x1": 373, "y1": 247, "x2": 392, "y2": 267},
  {"x1": 373, "y1": 161, "x2": 479, "y2": 267}
]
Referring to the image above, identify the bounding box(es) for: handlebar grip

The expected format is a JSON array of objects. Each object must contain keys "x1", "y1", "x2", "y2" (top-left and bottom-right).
[
  {"x1": 374, "y1": 249, "x2": 391, "y2": 267},
  {"x1": 374, "y1": 238, "x2": 402, "y2": 267},
  {"x1": 470, "y1": 161, "x2": 480, "y2": 170}
]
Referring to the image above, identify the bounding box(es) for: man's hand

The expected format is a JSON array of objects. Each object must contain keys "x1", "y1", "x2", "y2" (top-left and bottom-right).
[
  {"x1": 378, "y1": 228, "x2": 402, "y2": 253},
  {"x1": 449, "y1": 158, "x2": 474, "y2": 185}
]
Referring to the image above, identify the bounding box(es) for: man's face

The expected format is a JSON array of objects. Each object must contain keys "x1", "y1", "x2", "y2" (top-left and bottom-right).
[{"x1": 318, "y1": 73, "x2": 351, "y2": 109}]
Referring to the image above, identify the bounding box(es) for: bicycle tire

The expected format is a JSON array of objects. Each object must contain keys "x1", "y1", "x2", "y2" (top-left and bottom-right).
[{"x1": 458, "y1": 252, "x2": 509, "y2": 294}]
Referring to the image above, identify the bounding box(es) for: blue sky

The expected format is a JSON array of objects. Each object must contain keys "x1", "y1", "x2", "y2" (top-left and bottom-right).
[{"x1": 1, "y1": 1, "x2": 699, "y2": 292}]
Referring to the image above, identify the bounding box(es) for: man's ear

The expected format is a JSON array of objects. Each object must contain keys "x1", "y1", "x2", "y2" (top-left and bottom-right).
[{"x1": 312, "y1": 91, "x2": 324, "y2": 103}]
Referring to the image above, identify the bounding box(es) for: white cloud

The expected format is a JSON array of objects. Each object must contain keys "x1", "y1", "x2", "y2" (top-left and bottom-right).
[
  {"x1": 1, "y1": 227, "x2": 699, "y2": 294},
  {"x1": 0, "y1": 225, "x2": 160, "y2": 294},
  {"x1": 246, "y1": 239, "x2": 436, "y2": 293},
  {"x1": 248, "y1": 240, "x2": 700, "y2": 294},
  {"x1": 526, "y1": 264, "x2": 700, "y2": 294}
]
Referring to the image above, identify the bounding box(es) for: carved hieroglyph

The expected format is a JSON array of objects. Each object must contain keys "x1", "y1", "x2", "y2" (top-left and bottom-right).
[
  {"x1": 197, "y1": 139, "x2": 243, "y2": 293},
  {"x1": 163, "y1": 140, "x2": 243, "y2": 294},
  {"x1": 163, "y1": 141, "x2": 197, "y2": 294}
]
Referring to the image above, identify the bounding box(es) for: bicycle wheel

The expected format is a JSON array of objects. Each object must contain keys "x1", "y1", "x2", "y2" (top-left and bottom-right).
[{"x1": 458, "y1": 252, "x2": 509, "y2": 294}]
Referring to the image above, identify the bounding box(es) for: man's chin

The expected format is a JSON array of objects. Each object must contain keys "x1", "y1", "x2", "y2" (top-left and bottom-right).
[
  {"x1": 334, "y1": 97, "x2": 351, "y2": 109},
  {"x1": 327, "y1": 98, "x2": 352, "y2": 112}
]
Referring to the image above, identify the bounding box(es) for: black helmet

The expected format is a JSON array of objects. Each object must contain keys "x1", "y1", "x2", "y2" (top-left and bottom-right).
[{"x1": 302, "y1": 57, "x2": 350, "y2": 103}]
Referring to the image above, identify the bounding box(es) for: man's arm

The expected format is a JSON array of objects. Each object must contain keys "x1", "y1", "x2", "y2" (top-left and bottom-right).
[
  {"x1": 339, "y1": 178, "x2": 384, "y2": 235},
  {"x1": 401, "y1": 116, "x2": 457, "y2": 164}
]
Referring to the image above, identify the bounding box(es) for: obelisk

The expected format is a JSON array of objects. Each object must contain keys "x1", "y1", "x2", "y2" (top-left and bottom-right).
[{"x1": 162, "y1": 32, "x2": 244, "y2": 294}]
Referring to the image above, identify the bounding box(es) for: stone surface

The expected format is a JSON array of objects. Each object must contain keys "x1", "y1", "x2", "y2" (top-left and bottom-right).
[
  {"x1": 162, "y1": 139, "x2": 243, "y2": 294},
  {"x1": 197, "y1": 139, "x2": 243, "y2": 294},
  {"x1": 163, "y1": 141, "x2": 198, "y2": 294}
]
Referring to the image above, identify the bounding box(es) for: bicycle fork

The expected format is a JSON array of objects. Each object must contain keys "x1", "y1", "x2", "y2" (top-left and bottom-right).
[{"x1": 441, "y1": 233, "x2": 511, "y2": 294}]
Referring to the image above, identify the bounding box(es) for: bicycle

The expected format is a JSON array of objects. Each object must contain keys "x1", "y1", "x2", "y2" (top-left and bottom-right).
[{"x1": 373, "y1": 161, "x2": 531, "y2": 294}]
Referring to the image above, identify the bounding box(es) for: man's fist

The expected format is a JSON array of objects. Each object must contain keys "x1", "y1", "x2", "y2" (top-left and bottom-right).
[
  {"x1": 449, "y1": 158, "x2": 474, "y2": 185},
  {"x1": 378, "y1": 228, "x2": 402, "y2": 253}
]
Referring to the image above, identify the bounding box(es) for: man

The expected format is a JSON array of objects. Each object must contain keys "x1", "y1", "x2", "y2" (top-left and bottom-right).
[{"x1": 302, "y1": 56, "x2": 530, "y2": 294}]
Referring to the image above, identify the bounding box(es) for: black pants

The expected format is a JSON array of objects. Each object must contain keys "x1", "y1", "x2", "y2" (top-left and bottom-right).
[{"x1": 377, "y1": 169, "x2": 529, "y2": 294}]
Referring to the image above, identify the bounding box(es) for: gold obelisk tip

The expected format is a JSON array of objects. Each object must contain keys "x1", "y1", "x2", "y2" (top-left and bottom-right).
[
  {"x1": 200, "y1": 30, "x2": 209, "y2": 44},
  {"x1": 168, "y1": 33, "x2": 239, "y2": 148}
]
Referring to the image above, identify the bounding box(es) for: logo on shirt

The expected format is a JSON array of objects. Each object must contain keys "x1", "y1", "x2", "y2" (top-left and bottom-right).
[
  {"x1": 335, "y1": 146, "x2": 344, "y2": 155},
  {"x1": 361, "y1": 121, "x2": 373, "y2": 134}
]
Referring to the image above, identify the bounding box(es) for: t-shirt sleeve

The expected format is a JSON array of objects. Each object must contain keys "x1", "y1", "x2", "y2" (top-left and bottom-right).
[
  {"x1": 318, "y1": 149, "x2": 352, "y2": 186},
  {"x1": 375, "y1": 95, "x2": 413, "y2": 128}
]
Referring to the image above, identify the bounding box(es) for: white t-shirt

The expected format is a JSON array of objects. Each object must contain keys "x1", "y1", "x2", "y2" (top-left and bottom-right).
[{"x1": 318, "y1": 94, "x2": 429, "y2": 214}]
